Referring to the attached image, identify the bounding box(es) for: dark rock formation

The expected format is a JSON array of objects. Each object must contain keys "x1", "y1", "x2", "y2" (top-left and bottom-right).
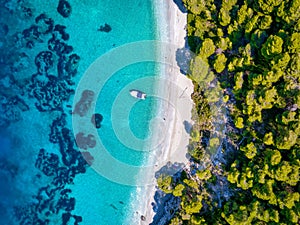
[
  {"x1": 30, "y1": 75, "x2": 74, "y2": 112},
  {"x1": 150, "y1": 191, "x2": 180, "y2": 225},
  {"x1": 7, "y1": 4, "x2": 87, "y2": 223},
  {"x1": 26, "y1": 40, "x2": 34, "y2": 48},
  {"x1": 62, "y1": 213, "x2": 83, "y2": 225},
  {"x1": 98, "y1": 23, "x2": 112, "y2": 32},
  {"x1": 23, "y1": 112, "x2": 90, "y2": 223},
  {"x1": 35, "y1": 51, "x2": 54, "y2": 74},
  {"x1": 54, "y1": 24, "x2": 69, "y2": 40},
  {"x1": 35, "y1": 149, "x2": 59, "y2": 176},
  {"x1": 14, "y1": 204, "x2": 44, "y2": 225},
  {"x1": 65, "y1": 54, "x2": 80, "y2": 76},
  {"x1": 57, "y1": 54, "x2": 80, "y2": 84},
  {"x1": 91, "y1": 113, "x2": 103, "y2": 128},
  {"x1": 62, "y1": 212, "x2": 72, "y2": 224},
  {"x1": 35, "y1": 14, "x2": 54, "y2": 34},
  {"x1": 22, "y1": 25, "x2": 41, "y2": 42},
  {"x1": 48, "y1": 34, "x2": 73, "y2": 56},
  {"x1": 49, "y1": 114, "x2": 67, "y2": 143},
  {"x1": 73, "y1": 215, "x2": 83, "y2": 224},
  {"x1": 56, "y1": 194, "x2": 75, "y2": 212},
  {"x1": 57, "y1": 0, "x2": 72, "y2": 18},
  {"x1": 0, "y1": 23, "x2": 9, "y2": 37},
  {"x1": 52, "y1": 167, "x2": 72, "y2": 188},
  {"x1": 172, "y1": 0, "x2": 187, "y2": 13},
  {"x1": 0, "y1": 95, "x2": 29, "y2": 127},
  {"x1": 21, "y1": 5, "x2": 33, "y2": 18}
]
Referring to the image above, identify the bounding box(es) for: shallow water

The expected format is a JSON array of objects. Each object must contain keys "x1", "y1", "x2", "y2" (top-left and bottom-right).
[{"x1": 0, "y1": 0, "x2": 157, "y2": 224}]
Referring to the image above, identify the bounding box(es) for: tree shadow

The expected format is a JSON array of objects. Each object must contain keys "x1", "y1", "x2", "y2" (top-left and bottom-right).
[
  {"x1": 172, "y1": 0, "x2": 187, "y2": 13},
  {"x1": 183, "y1": 120, "x2": 193, "y2": 134},
  {"x1": 175, "y1": 44, "x2": 193, "y2": 75},
  {"x1": 150, "y1": 162, "x2": 184, "y2": 224},
  {"x1": 154, "y1": 161, "x2": 185, "y2": 179}
]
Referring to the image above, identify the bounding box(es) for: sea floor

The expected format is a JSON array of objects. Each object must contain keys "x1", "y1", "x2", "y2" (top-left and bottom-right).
[{"x1": 0, "y1": 0, "x2": 158, "y2": 224}]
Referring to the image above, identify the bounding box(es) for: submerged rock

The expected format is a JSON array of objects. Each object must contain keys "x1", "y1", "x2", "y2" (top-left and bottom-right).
[
  {"x1": 91, "y1": 113, "x2": 103, "y2": 128},
  {"x1": 26, "y1": 40, "x2": 34, "y2": 48},
  {"x1": 54, "y1": 24, "x2": 70, "y2": 41},
  {"x1": 35, "y1": 51, "x2": 54, "y2": 74},
  {"x1": 35, "y1": 13, "x2": 54, "y2": 34},
  {"x1": 49, "y1": 113, "x2": 67, "y2": 143},
  {"x1": 62, "y1": 212, "x2": 72, "y2": 224},
  {"x1": 48, "y1": 34, "x2": 73, "y2": 56},
  {"x1": 30, "y1": 75, "x2": 74, "y2": 112},
  {"x1": 0, "y1": 95, "x2": 28, "y2": 127},
  {"x1": 62, "y1": 213, "x2": 82, "y2": 225},
  {"x1": 0, "y1": 23, "x2": 9, "y2": 37},
  {"x1": 98, "y1": 23, "x2": 112, "y2": 33},
  {"x1": 57, "y1": 0, "x2": 72, "y2": 18},
  {"x1": 22, "y1": 25, "x2": 40, "y2": 41},
  {"x1": 35, "y1": 149, "x2": 59, "y2": 177},
  {"x1": 65, "y1": 54, "x2": 80, "y2": 76}
]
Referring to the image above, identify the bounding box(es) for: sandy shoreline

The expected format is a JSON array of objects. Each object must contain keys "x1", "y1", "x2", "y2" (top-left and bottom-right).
[{"x1": 129, "y1": 0, "x2": 194, "y2": 224}]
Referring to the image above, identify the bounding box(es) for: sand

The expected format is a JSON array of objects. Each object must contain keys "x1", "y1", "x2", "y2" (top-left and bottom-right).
[{"x1": 129, "y1": 0, "x2": 194, "y2": 224}]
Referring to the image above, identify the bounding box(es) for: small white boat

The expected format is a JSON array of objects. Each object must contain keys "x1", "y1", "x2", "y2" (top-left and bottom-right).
[{"x1": 130, "y1": 89, "x2": 146, "y2": 100}]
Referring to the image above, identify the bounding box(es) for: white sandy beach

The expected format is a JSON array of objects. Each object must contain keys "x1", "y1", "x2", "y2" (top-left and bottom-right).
[{"x1": 129, "y1": 0, "x2": 194, "y2": 224}]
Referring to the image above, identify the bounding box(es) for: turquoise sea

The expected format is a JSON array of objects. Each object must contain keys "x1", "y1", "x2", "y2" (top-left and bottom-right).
[{"x1": 0, "y1": 0, "x2": 159, "y2": 224}]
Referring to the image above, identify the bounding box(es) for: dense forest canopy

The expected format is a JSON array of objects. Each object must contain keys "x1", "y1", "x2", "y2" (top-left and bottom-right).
[{"x1": 156, "y1": 0, "x2": 300, "y2": 224}]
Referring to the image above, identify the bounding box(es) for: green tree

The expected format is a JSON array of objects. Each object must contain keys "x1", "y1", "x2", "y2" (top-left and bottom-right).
[
  {"x1": 256, "y1": 0, "x2": 283, "y2": 13},
  {"x1": 282, "y1": 208, "x2": 299, "y2": 223},
  {"x1": 234, "y1": 72, "x2": 244, "y2": 91},
  {"x1": 258, "y1": 15, "x2": 272, "y2": 30},
  {"x1": 173, "y1": 184, "x2": 185, "y2": 197},
  {"x1": 272, "y1": 52, "x2": 290, "y2": 70},
  {"x1": 281, "y1": 111, "x2": 296, "y2": 125},
  {"x1": 183, "y1": 179, "x2": 199, "y2": 191},
  {"x1": 196, "y1": 169, "x2": 212, "y2": 180},
  {"x1": 252, "y1": 179, "x2": 277, "y2": 205},
  {"x1": 261, "y1": 35, "x2": 284, "y2": 60},
  {"x1": 265, "y1": 149, "x2": 281, "y2": 166},
  {"x1": 190, "y1": 215, "x2": 206, "y2": 225},
  {"x1": 157, "y1": 174, "x2": 173, "y2": 194},
  {"x1": 276, "y1": 130, "x2": 297, "y2": 150},
  {"x1": 250, "y1": 29, "x2": 268, "y2": 49},
  {"x1": 228, "y1": 161, "x2": 240, "y2": 184},
  {"x1": 241, "y1": 142, "x2": 257, "y2": 159},
  {"x1": 287, "y1": 53, "x2": 300, "y2": 78},
  {"x1": 169, "y1": 216, "x2": 183, "y2": 225},
  {"x1": 288, "y1": 33, "x2": 300, "y2": 53},
  {"x1": 213, "y1": 53, "x2": 227, "y2": 73},
  {"x1": 234, "y1": 117, "x2": 244, "y2": 129},
  {"x1": 199, "y1": 38, "x2": 215, "y2": 58},
  {"x1": 263, "y1": 132, "x2": 274, "y2": 145},
  {"x1": 245, "y1": 15, "x2": 260, "y2": 33},
  {"x1": 278, "y1": 192, "x2": 300, "y2": 209},
  {"x1": 237, "y1": 4, "x2": 253, "y2": 25},
  {"x1": 219, "y1": 8, "x2": 231, "y2": 26},
  {"x1": 274, "y1": 161, "x2": 292, "y2": 182},
  {"x1": 189, "y1": 56, "x2": 212, "y2": 85},
  {"x1": 181, "y1": 195, "x2": 203, "y2": 214},
  {"x1": 238, "y1": 173, "x2": 253, "y2": 190},
  {"x1": 209, "y1": 137, "x2": 220, "y2": 149}
]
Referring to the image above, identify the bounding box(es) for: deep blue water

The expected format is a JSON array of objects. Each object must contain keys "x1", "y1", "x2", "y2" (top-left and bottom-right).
[{"x1": 0, "y1": 0, "x2": 157, "y2": 224}]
